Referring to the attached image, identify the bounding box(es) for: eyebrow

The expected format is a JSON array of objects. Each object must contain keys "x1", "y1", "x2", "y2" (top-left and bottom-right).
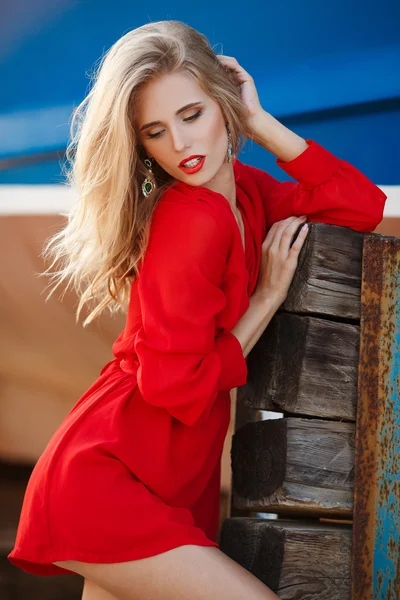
[{"x1": 139, "y1": 102, "x2": 203, "y2": 132}]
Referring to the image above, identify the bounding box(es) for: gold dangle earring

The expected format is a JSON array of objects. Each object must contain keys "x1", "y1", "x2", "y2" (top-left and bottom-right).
[
  {"x1": 226, "y1": 123, "x2": 233, "y2": 163},
  {"x1": 142, "y1": 158, "x2": 157, "y2": 197}
]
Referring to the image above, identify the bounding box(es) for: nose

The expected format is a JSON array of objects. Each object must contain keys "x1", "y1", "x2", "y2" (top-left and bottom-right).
[{"x1": 170, "y1": 124, "x2": 190, "y2": 154}]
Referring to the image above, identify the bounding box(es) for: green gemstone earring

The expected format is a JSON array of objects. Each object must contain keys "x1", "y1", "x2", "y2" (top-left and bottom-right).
[
  {"x1": 142, "y1": 158, "x2": 156, "y2": 197},
  {"x1": 226, "y1": 123, "x2": 233, "y2": 163}
]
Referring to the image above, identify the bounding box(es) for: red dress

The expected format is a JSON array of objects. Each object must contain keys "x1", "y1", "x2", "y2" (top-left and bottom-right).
[{"x1": 8, "y1": 140, "x2": 386, "y2": 576}]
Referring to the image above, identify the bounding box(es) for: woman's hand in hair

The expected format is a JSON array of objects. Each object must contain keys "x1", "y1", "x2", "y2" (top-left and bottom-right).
[{"x1": 216, "y1": 54, "x2": 264, "y2": 136}]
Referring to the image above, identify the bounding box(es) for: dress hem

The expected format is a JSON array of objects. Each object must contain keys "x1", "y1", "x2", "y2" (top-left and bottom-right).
[{"x1": 8, "y1": 537, "x2": 220, "y2": 576}]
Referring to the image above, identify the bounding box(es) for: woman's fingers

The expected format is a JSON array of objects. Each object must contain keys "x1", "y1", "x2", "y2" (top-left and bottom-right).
[
  {"x1": 256, "y1": 216, "x2": 309, "y2": 305},
  {"x1": 278, "y1": 216, "x2": 308, "y2": 254},
  {"x1": 262, "y1": 216, "x2": 299, "y2": 250},
  {"x1": 268, "y1": 216, "x2": 307, "y2": 253},
  {"x1": 216, "y1": 55, "x2": 252, "y2": 84},
  {"x1": 289, "y1": 222, "x2": 309, "y2": 255}
]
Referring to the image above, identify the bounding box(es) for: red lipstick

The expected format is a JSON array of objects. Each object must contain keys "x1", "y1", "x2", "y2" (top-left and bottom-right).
[{"x1": 178, "y1": 155, "x2": 205, "y2": 174}]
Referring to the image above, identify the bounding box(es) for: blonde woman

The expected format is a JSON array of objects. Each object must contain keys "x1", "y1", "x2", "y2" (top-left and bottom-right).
[{"x1": 8, "y1": 20, "x2": 386, "y2": 600}]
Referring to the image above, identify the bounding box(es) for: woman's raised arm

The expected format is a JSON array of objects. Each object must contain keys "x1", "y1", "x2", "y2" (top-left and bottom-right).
[{"x1": 247, "y1": 139, "x2": 387, "y2": 232}]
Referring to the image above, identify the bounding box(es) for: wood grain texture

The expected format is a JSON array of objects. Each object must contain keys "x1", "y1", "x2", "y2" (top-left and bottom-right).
[
  {"x1": 220, "y1": 517, "x2": 352, "y2": 599},
  {"x1": 242, "y1": 313, "x2": 359, "y2": 421},
  {"x1": 232, "y1": 418, "x2": 354, "y2": 517},
  {"x1": 282, "y1": 222, "x2": 364, "y2": 319}
]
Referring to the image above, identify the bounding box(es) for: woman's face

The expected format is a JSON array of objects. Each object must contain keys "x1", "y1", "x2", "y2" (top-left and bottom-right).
[{"x1": 135, "y1": 71, "x2": 230, "y2": 187}]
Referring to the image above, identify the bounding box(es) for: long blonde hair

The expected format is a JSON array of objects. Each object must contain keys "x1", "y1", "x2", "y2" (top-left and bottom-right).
[{"x1": 41, "y1": 20, "x2": 249, "y2": 326}]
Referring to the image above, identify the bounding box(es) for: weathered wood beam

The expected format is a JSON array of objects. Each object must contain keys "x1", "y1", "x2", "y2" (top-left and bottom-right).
[
  {"x1": 231, "y1": 417, "x2": 354, "y2": 517},
  {"x1": 241, "y1": 313, "x2": 359, "y2": 420},
  {"x1": 220, "y1": 517, "x2": 352, "y2": 599},
  {"x1": 282, "y1": 222, "x2": 364, "y2": 319}
]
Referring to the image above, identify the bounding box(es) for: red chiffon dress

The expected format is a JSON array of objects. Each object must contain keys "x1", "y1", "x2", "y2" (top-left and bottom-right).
[{"x1": 8, "y1": 140, "x2": 386, "y2": 576}]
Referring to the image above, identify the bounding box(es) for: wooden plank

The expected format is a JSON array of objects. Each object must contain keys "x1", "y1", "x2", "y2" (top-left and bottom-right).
[
  {"x1": 241, "y1": 313, "x2": 359, "y2": 420},
  {"x1": 282, "y1": 222, "x2": 364, "y2": 319},
  {"x1": 352, "y1": 234, "x2": 400, "y2": 600},
  {"x1": 220, "y1": 517, "x2": 352, "y2": 599},
  {"x1": 231, "y1": 417, "x2": 354, "y2": 517}
]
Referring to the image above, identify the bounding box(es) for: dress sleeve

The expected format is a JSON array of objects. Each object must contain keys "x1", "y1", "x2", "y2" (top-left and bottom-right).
[
  {"x1": 248, "y1": 139, "x2": 387, "y2": 232},
  {"x1": 134, "y1": 200, "x2": 248, "y2": 427}
]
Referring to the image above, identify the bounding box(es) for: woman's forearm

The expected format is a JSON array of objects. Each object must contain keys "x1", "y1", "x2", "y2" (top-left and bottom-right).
[
  {"x1": 250, "y1": 110, "x2": 309, "y2": 162},
  {"x1": 230, "y1": 292, "x2": 280, "y2": 359}
]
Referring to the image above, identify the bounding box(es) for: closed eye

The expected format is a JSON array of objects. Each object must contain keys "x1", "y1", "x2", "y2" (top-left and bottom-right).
[
  {"x1": 147, "y1": 131, "x2": 163, "y2": 139},
  {"x1": 147, "y1": 109, "x2": 203, "y2": 139}
]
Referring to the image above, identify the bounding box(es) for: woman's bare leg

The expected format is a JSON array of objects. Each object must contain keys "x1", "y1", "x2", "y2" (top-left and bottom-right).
[
  {"x1": 82, "y1": 578, "x2": 119, "y2": 600},
  {"x1": 55, "y1": 545, "x2": 281, "y2": 600}
]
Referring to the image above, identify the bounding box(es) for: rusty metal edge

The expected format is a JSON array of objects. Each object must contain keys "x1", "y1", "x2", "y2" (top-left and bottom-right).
[{"x1": 352, "y1": 234, "x2": 400, "y2": 600}]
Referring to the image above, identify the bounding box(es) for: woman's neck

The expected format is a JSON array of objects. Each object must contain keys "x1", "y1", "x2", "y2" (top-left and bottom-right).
[{"x1": 202, "y1": 161, "x2": 237, "y2": 208}]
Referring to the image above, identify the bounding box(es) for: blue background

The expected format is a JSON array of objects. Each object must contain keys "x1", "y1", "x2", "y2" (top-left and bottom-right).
[{"x1": 1, "y1": 0, "x2": 399, "y2": 184}]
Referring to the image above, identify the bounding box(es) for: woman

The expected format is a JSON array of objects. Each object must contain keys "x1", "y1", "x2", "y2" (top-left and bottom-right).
[{"x1": 8, "y1": 20, "x2": 386, "y2": 600}]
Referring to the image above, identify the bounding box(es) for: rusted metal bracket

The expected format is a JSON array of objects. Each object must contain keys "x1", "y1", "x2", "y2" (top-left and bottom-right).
[{"x1": 352, "y1": 234, "x2": 400, "y2": 599}]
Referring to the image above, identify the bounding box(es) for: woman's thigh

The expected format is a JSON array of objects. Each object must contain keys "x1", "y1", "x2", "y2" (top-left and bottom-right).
[
  {"x1": 54, "y1": 545, "x2": 280, "y2": 600},
  {"x1": 82, "y1": 577, "x2": 119, "y2": 600}
]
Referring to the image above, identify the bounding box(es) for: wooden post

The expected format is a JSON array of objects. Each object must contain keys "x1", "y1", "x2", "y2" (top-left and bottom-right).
[{"x1": 220, "y1": 222, "x2": 400, "y2": 600}]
